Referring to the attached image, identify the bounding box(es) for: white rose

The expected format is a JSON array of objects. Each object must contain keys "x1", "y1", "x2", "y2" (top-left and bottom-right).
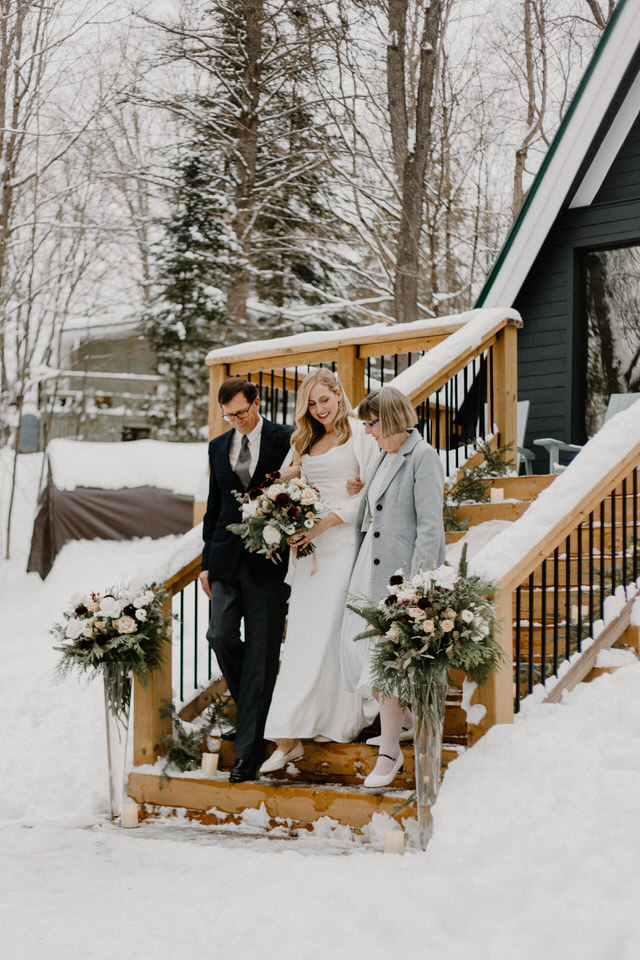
[
  {"x1": 263, "y1": 525, "x2": 282, "y2": 546},
  {"x1": 241, "y1": 500, "x2": 259, "y2": 518},
  {"x1": 433, "y1": 564, "x2": 457, "y2": 590},
  {"x1": 300, "y1": 488, "x2": 318, "y2": 506},
  {"x1": 266, "y1": 483, "x2": 286, "y2": 500},
  {"x1": 114, "y1": 615, "x2": 138, "y2": 634},
  {"x1": 65, "y1": 618, "x2": 85, "y2": 640},
  {"x1": 99, "y1": 596, "x2": 121, "y2": 617},
  {"x1": 460, "y1": 609, "x2": 474, "y2": 623},
  {"x1": 133, "y1": 591, "x2": 153, "y2": 608}
]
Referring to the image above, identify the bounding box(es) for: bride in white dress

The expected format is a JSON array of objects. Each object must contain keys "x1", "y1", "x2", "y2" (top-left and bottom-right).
[{"x1": 260, "y1": 368, "x2": 379, "y2": 774}]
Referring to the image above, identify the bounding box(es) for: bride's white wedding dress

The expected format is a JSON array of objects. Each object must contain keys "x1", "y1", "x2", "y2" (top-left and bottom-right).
[{"x1": 264, "y1": 419, "x2": 379, "y2": 742}]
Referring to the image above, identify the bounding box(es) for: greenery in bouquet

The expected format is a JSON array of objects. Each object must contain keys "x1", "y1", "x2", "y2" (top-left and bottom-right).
[
  {"x1": 53, "y1": 582, "x2": 171, "y2": 693},
  {"x1": 346, "y1": 545, "x2": 504, "y2": 720},
  {"x1": 227, "y1": 471, "x2": 326, "y2": 562}
]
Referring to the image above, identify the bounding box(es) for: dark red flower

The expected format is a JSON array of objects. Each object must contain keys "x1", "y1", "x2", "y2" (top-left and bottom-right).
[
  {"x1": 388, "y1": 575, "x2": 403, "y2": 586},
  {"x1": 267, "y1": 470, "x2": 281, "y2": 481},
  {"x1": 123, "y1": 604, "x2": 136, "y2": 618},
  {"x1": 76, "y1": 638, "x2": 93, "y2": 651},
  {"x1": 384, "y1": 595, "x2": 396, "y2": 606},
  {"x1": 95, "y1": 634, "x2": 109, "y2": 647},
  {"x1": 74, "y1": 604, "x2": 88, "y2": 617},
  {"x1": 248, "y1": 486, "x2": 263, "y2": 500},
  {"x1": 286, "y1": 505, "x2": 300, "y2": 518},
  {"x1": 417, "y1": 597, "x2": 432, "y2": 610},
  {"x1": 275, "y1": 492, "x2": 291, "y2": 505}
]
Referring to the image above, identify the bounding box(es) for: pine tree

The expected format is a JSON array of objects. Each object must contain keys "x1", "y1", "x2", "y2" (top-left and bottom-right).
[{"x1": 144, "y1": 152, "x2": 238, "y2": 440}]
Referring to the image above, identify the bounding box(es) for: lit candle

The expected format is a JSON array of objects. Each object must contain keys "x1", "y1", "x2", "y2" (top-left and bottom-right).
[
  {"x1": 490, "y1": 487, "x2": 504, "y2": 503},
  {"x1": 201, "y1": 753, "x2": 219, "y2": 777},
  {"x1": 120, "y1": 802, "x2": 139, "y2": 828},
  {"x1": 384, "y1": 831, "x2": 405, "y2": 855}
]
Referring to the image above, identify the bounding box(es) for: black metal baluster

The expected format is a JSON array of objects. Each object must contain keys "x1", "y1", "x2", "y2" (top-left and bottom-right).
[
  {"x1": 553, "y1": 548, "x2": 559, "y2": 676},
  {"x1": 565, "y1": 534, "x2": 571, "y2": 661},
  {"x1": 194, "y1": 580, "x2": 198, "y2": 691},
  {"x1": 622, "y1": 478, "x2": 628, "y2": 586},
  {"x1": 527, "y1": 573, "x2": 535, "y2": 695},
  {"x1": 208, "y1": 598, "x2": 212, "y2": 680},
  {"x1": 515, "y1": 586, "x2": 522, "y2": 712},
  {"x1": 179, "y1": 589, "x2": 185, "y2": 702},
  {"x1": 600, "y1": 499, "x2": 606, "y2": 620},
  {"x1": 588, "y1": 512, "x2": 594, "y2": 637},
  {"x1": 540, "y1": 561, "x2": 547, "y2": 683},
  {"x1": 576, "y1": 523, "x2": 583, "y2": 652},
  {"x1": 610, "y1": 489, "x2": 616, "y2": 595},
  {"x1": 282, "y1": 367, "x2": 288, "y2": 425}
]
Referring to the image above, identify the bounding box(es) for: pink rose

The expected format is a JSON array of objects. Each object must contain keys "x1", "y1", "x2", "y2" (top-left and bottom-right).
[
  {"x1": 441, "y1": 619, "x2": 454, "y2": 633},
  {"x1": 114, "y1": 615, "x2": 137, "y2": 634},
  {"x1": 423, "y1": 620, "x2": 435, "y2": 633}
]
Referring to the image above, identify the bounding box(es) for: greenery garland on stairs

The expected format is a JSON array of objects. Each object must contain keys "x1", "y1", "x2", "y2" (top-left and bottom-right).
[{"x1": 444, "y1": 441, "x2": 515, "y2": 532}]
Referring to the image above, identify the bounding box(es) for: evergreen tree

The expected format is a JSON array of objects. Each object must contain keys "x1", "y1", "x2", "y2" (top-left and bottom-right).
[{"x1": 145, "y1": 152, "x2": 239, "y2": 440}]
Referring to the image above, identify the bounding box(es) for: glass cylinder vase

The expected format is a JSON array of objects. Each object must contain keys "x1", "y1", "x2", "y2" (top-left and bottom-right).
[
  {"x1": 411, "y1": 669, "x2": 447, "y2": 850},
  {"x1": 102, "y1": 662, "x2": 133, "y2": 820}
]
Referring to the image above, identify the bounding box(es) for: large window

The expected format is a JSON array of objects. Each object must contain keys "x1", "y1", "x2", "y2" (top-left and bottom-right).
[{"x1": 584, "y1": 244, "x2": 640, "y2": 435}]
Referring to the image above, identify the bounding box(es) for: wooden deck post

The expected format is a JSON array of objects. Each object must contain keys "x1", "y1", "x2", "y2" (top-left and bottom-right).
[
  {"x1": 208, "y1": 363, "x2": 227, "y2": 440},
  {"x1": 337, "y1": 344, "x2": 366, "y2": 408},
  {"x1": 468, "y1": 586, "x2": 514, "y2": 744},
  {"x1": 133, "y1": 597, "x2": 173, "y2": 765},
  {"x1": 492, "y1": 321, "x2": 518, "y2": 455}
]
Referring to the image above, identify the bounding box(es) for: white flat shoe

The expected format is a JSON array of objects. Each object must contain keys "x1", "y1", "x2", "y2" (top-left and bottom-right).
[
  {"x1": 259, "y1": 741, "x2": 304, "y2": 774},
  {"x1": 365, "y1": 728, "x2": 413, "y2": 747},
  {"x1": 363, "y1": 750, "x2": 404, "y2": 789},
  {"x1": 313, "y1": 735, "x2": 332, "y2": 743}
]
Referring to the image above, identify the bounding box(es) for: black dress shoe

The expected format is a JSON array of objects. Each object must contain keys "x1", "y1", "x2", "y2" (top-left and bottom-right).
[{"x1": 229, "y1": 759, "x2": 260, "y2": 783}]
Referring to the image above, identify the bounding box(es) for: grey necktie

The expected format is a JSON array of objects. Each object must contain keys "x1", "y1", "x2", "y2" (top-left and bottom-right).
[{"x1": 234, "y1": 434, "x2": 252, "y2": 488}]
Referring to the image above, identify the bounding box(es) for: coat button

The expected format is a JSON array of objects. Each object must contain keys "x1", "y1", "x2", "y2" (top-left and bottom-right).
[
  {"x1": 373, "y1": 558, "x2": 380, "y2": 565},
  {"x1": 373, "y1": 531, "x2": 380, "y2": 538},
  {"x1": 376, "y1": 504, "x2": 383, "y2": 511}
]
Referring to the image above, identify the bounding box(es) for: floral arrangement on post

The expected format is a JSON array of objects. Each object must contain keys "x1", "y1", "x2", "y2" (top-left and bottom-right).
[
  {"x1": 53, "y1": 583, "x2": 170, "y2": 713},
  {"x1": 346, "y1": 546, "x2": 504, "y2": 722},
  {"x1": 227, "y1": 471, "x2": 326, "y2": 562}
]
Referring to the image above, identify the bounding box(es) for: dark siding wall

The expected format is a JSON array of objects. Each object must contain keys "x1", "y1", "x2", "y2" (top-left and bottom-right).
[{"x1": 514, "y1": 108, "x2": 640, "y2": 468}]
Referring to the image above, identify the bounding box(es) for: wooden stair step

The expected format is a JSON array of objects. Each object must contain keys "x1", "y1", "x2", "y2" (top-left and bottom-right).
[
  {"x1": 216, "y1": 740, "x2": 463, "y2": 787},
  {"x1": 128, "y1": 771, "x2": 415, "y2": 831},
  {"x1": 454, "y1": 500, "x2": 530, "y2": 525}
]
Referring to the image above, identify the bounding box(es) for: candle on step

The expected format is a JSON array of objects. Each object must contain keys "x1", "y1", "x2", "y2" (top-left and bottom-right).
[
  {"x1": 120, "y1": 802, "x2": 139, "y2": 828},
  {"x1": 490, "y1": 486, "x2": 504, "y2": 503},
  {"x1": 384, "y1": 831, "x2": 405, "y2": 855},
  {"x1": 201, "y1": 752, "x2": 219, "y2": 777}
]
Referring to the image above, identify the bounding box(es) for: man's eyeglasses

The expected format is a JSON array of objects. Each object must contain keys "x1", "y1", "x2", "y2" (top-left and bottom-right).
[
  {"x1": 222, "y1": 405, "x2": 252, "y2": 422},
  {"x1": 363, "y1": 417, "x2": 379, "y2": 427}
]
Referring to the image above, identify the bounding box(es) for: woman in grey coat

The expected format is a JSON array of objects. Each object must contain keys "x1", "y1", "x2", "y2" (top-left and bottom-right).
[{"x1": 341, "y1": 386, "x2": 445, "y2": 789}]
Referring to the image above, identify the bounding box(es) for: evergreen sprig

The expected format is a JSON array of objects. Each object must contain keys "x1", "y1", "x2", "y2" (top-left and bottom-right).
[{"x1": 157, "y1": 696, "x2": 231, "y2": 786}]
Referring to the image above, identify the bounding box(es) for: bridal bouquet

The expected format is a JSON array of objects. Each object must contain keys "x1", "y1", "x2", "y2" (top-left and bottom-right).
[
  {"x1": 228, "y1": 472, "x2": 326, "y2": 562},
  {"x1": 53, "y1": 583, "x2": 170, "y2": 691},
  {"x1": 346, "y1": 546, "x2": 503, "y2": 719}
]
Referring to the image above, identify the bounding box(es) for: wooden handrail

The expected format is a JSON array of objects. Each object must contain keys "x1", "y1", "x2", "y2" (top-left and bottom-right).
[{"x1": 497, "y1": 438, "x2": 640, "y2": 594}]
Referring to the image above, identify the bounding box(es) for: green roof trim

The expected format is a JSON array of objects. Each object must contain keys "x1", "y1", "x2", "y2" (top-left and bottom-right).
[{"x1": 475, "y1": 0, "x2": 628, "y2": 308}]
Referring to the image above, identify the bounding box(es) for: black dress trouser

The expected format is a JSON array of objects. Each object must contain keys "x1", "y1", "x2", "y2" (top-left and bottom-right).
[{"x1": 207, "y1": 556, "x2": 289, "y2": 762}]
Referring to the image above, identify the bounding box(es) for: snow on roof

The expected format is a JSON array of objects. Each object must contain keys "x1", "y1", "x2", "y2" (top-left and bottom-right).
[
  {"x1": 386, "y1": 308, "x2": 521, "y2": 398},
  {"x1": 470, "y1": 397, "x2": 640, "y2": 585},
  {"x1": 477, "y1": 0, "x2": 640, "y2": 309},
  {"x1": 47, "y1": 439, "x2": 208, "y2": 498}
]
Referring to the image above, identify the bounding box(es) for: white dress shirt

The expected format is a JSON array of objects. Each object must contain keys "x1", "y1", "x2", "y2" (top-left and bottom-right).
[{"x1": 228, "y1": 415, "x2": 263, "y2": 478}]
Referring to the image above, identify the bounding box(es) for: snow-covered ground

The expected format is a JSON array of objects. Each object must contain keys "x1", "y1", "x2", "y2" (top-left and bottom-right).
[{"x1": 2, "y1": 448, "x2": 640, "y2": 959}]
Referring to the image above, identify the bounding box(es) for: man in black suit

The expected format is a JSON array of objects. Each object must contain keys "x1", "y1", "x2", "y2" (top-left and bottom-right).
[{"x1": 199, "y1": 377, "x2": 293, "y2": 782}]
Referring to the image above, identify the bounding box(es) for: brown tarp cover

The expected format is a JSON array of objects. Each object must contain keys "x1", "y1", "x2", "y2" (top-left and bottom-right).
[{"x1": 27, "y1": 467, "x2": 194, "y2": 579}]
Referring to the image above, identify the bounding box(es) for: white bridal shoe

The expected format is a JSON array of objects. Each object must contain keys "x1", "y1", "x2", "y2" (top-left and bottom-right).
[
  {"x1": 363, "y1": 750, "x2": 404, "y2": 789},
  {"x1": 365, "y1": 727, "x2": 413, "y2": 747},
  {"x1": 259, "y1": 741, "x2": 304, "y2": 774}
]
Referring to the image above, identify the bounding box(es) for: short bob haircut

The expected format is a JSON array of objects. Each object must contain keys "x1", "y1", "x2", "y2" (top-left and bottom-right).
[
  {"x1": 218, "y1": 377, "x2": 259, "y2": 406},
  {"x1": 358, "y1": 386, "x2": 417, "y2": 438}
]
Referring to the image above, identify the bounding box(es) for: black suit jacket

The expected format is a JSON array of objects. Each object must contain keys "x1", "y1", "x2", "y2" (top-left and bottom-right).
[{"x1": 201, "y1": 418, "x2": 294, "y2": 582}]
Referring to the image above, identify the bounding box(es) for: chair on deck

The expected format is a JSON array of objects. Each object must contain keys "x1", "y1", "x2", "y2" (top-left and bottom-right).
[
  {"x1": 517, "y1": 400, "x2": 535, "y2": 476},
  {"x1": 533, "y1": 393, "x2": 640, "y2": 473}
]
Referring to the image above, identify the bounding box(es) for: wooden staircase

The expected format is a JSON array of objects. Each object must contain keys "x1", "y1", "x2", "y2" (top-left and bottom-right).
[{"x1": 127, "y1": 311, "x2": 640, "y2": 839}]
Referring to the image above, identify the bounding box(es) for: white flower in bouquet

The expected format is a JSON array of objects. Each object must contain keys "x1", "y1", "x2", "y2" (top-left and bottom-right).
[
  {"x1": 241, "y1": 500, "x2": 260, "y2": 518},
  {"x1": 114, "y1": 615, "x2": 138, "y2": 634},
  {"x1": 303, "y1": 518, "x2": 315, "y2": 529},
  {"x1": 65, "y1": 618, "x2": 85, "y2": 640},
  {"x1": 460, "y1": 609, "x2": 474, "y2": 623},
  {"x1": 441, "y1": 619, "x2": 455, "y2": 633},
  {"x1": 433, "y1": 564, "x2": 457, "y2": 590},
  {"x1": 396, "y1": 588, "x2": 417, "y2": 604},
  {"x1": 385, "y1": 623, "x2": 403, "y2": 641},
  {"x1": 263, "y1": 525, "x2": 282, "y2": 546},
  {"x1": 300, "y1": 488, "x2": 318, "y2": 506},
  {"x1": 99, "y1": 595, "x2": 121, "y2": 617},
  {"x1": 87, "y1": 600, "x2": 100, "y2": 613},
  {"x1": 266, "y1": 483, "x2": 286, "y2": 500},
  {"x1": 407, "y1": 606, "x2": 426, "y2": 620},
  {"x1": 422, "y1": 619, "x2": 435, "y2": 633},
  {"x1": 135, "y1": 609, "x2": 147, "y2": 622}
]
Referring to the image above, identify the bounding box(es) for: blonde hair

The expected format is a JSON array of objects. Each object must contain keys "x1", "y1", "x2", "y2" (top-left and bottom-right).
[
  {"x1": 291, "y1": 368, "x2": 353, "y2": 456},
  {"x1": 358, "y1": 386, "x2": 417, "y2": 438}
]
